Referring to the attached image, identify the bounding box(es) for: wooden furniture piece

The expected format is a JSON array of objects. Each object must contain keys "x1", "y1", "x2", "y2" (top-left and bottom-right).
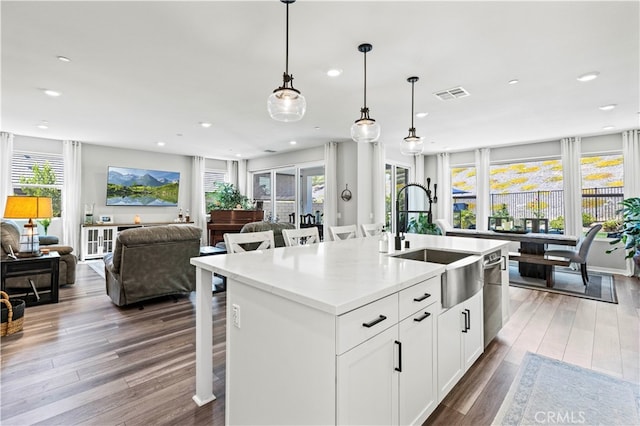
[
  {"x1": 445, "y1": 228, "x2": 578, "y2": 286},
  {"x1": 1, "y1": 252, "x2": 60, "y2": 306},
  {"x1": 328, "y1": 224, "x2": 358, "y2": 241},
  {"x1": 282, "y1": 227, "x2": 320, "y2": 246},
  {"x1": 207, "y1": 210, "x2": 264, "y2": 246}
]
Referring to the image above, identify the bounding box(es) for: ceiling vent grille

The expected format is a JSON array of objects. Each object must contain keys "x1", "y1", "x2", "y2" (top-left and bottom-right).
[
  {"x1": 264, "y1": 149, "x2": 277, "y2": 153},
  {"x1": 433, "y1": 86, "x2": 469, "y2": 101}
]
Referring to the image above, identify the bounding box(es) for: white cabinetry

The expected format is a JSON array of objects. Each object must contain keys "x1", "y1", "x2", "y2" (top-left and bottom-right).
[
  {"x1": 437, "y1": 289, "x2": 483, "y2": 400},
  {"x1": 80, "y1": 225, "x2": 117, "y2": 261},
  {"x1": 336, "y1": 276, "x2": 440, "y2": 426}
]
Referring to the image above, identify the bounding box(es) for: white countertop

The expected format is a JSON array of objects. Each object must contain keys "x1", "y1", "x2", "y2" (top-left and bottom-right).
[{"x1": 191, "y1": 234, "x2": 509, "y2": 315}]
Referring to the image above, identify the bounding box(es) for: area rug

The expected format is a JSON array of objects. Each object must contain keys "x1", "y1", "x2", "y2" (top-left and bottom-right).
[
  {"x1": 508, "y1": 265, "x2": 617, "y2": 304},
  {"x1": 493, "y1": 352, "x2": 640, "y2": 426},
  {"x1": 86, "y1": 260, "x2": 105, "y2": 279}
]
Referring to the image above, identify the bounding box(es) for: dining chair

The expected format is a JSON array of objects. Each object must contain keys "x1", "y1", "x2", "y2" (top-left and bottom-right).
[
  {"x1": 282, "y1": 227, "x2": 320, "y2": 247},
  {"x1": 224, "y1": 230, "x2": 275, "y2": 253},
  {"x1": 360, "y1": 223, "x2": 383, "y2": 237},
  {"x1": 328, "y1": 224, "x2": 359, "y2": 241},
  {"x1": 544, "y1": 224, "x2": 602, "y2": 285},
  {"x1": 300, "y1": 213, "x2": 316, "y2": 225}
]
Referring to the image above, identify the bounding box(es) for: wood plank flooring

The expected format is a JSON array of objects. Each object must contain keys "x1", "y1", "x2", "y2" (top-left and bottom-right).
[{"x1": 1, "y1": 263, "x2": 638, "y2": 425}]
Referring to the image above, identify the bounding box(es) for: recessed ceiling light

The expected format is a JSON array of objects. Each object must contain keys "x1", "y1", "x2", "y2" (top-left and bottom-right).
[
  {"x1": 598, "y1": 104, "x2": 617, "y2": 111},
  {"x1": 157, "y1": 141, "x2": 165, "y2": 146},
  {"x1": 43, "y1": 89, "x2": 61, "y2": 97},
  {"x1": 289, "y1": 140, "x2": 297, "y2": 145},
  {"x1": 508, "y1": 79, "x2": 519, "y2": 85},
  {"x1": 415, "y1": 112, "x2": 428, "y2": 118},
  {"x1": 235, "y1": 153, "x2": 242, "y2": 157},
  {"x1": 199, "y1": 122, "x2": 212, "y2": 128},
  {"x1": 577, "y1": 72, "x2": 599, "y2": 82},
  {"x1": 57, "y1": 56, "x2": 71, "y2": 62},
  {"x1": 327, "y1": 69, "x2": 342, "y2": 77},
  {"x1": 314, "y1": 126, "x2": 320, "y2": 130},
  {"x1": 602, "y1": 125, "x2": 615, "y2": 130},
  {"x1": 36, "y1": 124, "x2": 48, "y2": 129}
]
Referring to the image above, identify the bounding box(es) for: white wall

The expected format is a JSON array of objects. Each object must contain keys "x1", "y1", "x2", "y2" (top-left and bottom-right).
[{"x1": 82, "y1": 144, "x2": 192, "y2": 225}]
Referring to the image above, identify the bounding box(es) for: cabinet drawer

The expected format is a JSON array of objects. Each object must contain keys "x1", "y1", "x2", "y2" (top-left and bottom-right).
[
  {"x1": 399, "y1": 276, "x2": 440, "y2": 320},
  {"x1": 337, "y1": 294, "x2": 398, "y2": 354}
]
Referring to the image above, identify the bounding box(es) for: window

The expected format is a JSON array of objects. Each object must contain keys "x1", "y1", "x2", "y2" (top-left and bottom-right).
[
  {"x1": 204, "y1": 169, "x2": 226, "y2": 212},
  {"x1": 581, "y1": 154, "x2": 623, "y2": 232},
  {"x1": 385, "y1": 164, "x2": 410, "y2": 232},
  {"x1": 489, "y1": 159, "x2": 564, "y2": 232},
  {"x1": 451, "y1": 166, "x2": 476, "y2": 229},
  {"x1": 11, "y1": 151, "x2": 63, "y2": 217}
]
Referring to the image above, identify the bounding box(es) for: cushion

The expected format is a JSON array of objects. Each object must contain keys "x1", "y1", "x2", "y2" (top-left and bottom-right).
[
  {"x1": 39, "y1": 235, "x2": 59, "y2": 245},
  {"x1": 1, "y1": 220, "x2": 20, "y2": 255}
]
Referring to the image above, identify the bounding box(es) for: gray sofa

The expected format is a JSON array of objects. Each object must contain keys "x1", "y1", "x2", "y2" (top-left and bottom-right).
[
  {"x1": 1, "y1": 219, "x2": 78, "y2": 286},
  {"x1": 104, "y1": 224, "x2": 201, "y2": 306}
]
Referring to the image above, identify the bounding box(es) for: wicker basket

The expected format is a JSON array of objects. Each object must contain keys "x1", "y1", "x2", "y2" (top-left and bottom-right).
[{"x1": 1, "y1": 291, "x2": 25, "y2": 336}]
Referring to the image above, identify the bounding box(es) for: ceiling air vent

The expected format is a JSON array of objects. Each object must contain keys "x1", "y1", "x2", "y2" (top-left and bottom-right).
[
  {"x1": 264, "y1": 149, "x2": 277, "y2": 153},
  {"x1": 433, "y1": 86, "x2": 470, "y2": 101}
]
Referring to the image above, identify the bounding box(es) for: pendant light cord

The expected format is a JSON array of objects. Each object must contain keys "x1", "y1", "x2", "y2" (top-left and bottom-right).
[
  {"x1": 363, "y1": 50, "x2": 367, "y2": 109},
  {"x1": 410, "y1": 80, "x2": 415, "y2": 129},
  {"x1": 285, "y1": 2, "x2": 289, "y2": 76}
]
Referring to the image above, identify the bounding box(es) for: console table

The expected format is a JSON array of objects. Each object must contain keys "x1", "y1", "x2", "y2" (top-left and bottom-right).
[{"x1": 1, "y1": 252, "x2": 60, "y2": 306}]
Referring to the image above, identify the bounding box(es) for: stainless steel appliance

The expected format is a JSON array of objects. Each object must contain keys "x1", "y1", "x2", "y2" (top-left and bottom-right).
[{"x1": 483, "y1": 250, "x2": 505, "y2": 347}]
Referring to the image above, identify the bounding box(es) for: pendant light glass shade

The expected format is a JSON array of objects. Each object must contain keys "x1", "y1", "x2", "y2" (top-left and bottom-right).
[
  {"x1": 401, "y1": 76, "x2": 424, "y2": 155},
  {"x1": 351, "y1": 43, "x2": 380, "y2": 142},
  {"x1": 268, "y1": 0, "x2": 305, "y2": 122}
]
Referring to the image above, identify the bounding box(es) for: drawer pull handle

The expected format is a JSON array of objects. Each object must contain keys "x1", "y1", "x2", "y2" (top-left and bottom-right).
[
  {"x1": 413, "y1": 293, "x2": 431, "y2": 302},
  {"x1": 465, "y1": 308, "x2": 471, "y2": 330},
  {"x1": 462, "y1": 310, "x2": 468, "y2": 333},
  {"x1": 395, "y1": 340, "x2": 402, "y2": 372},
  {"x1": 413, "y1": 311, "x2": 431, "y2": 322},
  {"x1": 362, "y1": 315, "x2": 387, "y2": 328}
]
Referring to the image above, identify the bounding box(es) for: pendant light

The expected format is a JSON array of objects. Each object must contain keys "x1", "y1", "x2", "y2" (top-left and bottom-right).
[
  {"x1": 267, "y1": 0, "x2": 306, "y2": 122},
  {"x1": 401, "y1": 76, "x2": 424, "y2": 155},
  {"x1": 351, "y1": 43, "x2": 380, "y2": 142}
]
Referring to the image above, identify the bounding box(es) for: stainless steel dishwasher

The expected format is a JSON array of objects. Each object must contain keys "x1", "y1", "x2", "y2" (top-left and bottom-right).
[{"x1": 483, "y1": 250, "x2": 505, "y2": 347}]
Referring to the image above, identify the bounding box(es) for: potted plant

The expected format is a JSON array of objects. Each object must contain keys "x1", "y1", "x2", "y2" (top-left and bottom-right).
[
  {"x1": 606, "y1": 197, "x2": 640, "y2": 267},
  {"x1": 407, "y1": 212, "x2": 441, "y2": 235},
  {"x1": 207, "y1": 183, "x2": 253, "y2": 211}
]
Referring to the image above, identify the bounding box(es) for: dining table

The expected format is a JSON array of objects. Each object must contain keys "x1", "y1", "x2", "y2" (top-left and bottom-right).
[{"x1": 444, "y1": 228, "x2": 579, "y2": 285}]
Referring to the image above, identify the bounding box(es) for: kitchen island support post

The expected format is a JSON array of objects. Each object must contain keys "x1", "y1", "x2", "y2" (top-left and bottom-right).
[{"x1": 193, "y1": 267, "x2": 215, "y2": 406}]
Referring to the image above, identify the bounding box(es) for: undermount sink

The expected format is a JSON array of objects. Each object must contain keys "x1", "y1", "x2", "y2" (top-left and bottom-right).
[{"x1": 391, "y1": 248, "x2": 483, "y2": 308}]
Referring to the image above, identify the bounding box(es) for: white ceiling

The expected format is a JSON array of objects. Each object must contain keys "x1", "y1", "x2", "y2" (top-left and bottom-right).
[{"x1": 2, "y1": 1, "x2": 639, "y2": 160}]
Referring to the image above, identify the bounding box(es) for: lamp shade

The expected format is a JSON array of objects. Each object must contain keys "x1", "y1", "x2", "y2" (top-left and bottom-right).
[
  {"x1": 4, "y1": 196, "x2": 53, "y2": 219},
  {"x1": 268, "y1": 88, "x2": 306, "y2": 122}
]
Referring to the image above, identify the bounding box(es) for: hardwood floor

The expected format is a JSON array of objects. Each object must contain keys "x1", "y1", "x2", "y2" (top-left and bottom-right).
[{"x1": 1, "y1": 263, "x2": 638, "y2": 425}]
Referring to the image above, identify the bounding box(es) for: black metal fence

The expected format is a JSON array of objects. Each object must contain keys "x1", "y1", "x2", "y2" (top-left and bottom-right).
[{"x1": 452, "y1": 186, "x2": 623, "y2": 228}]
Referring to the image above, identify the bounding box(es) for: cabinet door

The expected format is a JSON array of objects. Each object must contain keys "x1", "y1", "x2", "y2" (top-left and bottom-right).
[
  {"x1": 337, "y1": 325, "x2": 398, "y2": 426},
  {"x1": 86, "y1": 228, "x2": 100, "y2": 259},
  {"x1": 398, "y1": 308, "x2": 436, "y2": 426},
  {"x1": 463, "y1": 291, "x2": 484, "y2": 370},
  {"x1": 101, "y1": 227, "x2": 116, "y2": 255},
  {"x1": 437, "y1": 305, "x2": 463, "y2": 400}
]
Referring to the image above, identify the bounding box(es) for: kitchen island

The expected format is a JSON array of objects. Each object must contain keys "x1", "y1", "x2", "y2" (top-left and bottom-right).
[{"x1": 191, "y1": 233, "x2": 509, "y2": 424}]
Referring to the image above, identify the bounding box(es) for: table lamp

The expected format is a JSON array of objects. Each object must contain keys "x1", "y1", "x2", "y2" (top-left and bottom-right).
[{"x1": 3, "y1": 196, "x2": 53, "y2": 257}]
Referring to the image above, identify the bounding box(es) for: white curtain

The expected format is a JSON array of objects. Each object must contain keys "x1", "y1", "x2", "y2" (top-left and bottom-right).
[
  {"x1": 622, "y1": 130, "x2": 640, "y2": 198},
  {"x1": 1, "y1": 132, "x2": 14, "y2": 215},
  {"x1": 561, "y1": 137, "x2": 582, "y2": 238},
  {"x1": 227, "y1": 160, "x2": 238, "y2": 187},
  {"x1": 192, "y1": 156, "x2": 206, "y2": 244},
  {"x1": 435, "y1": 153, "x2": 451, "y2": 225},
  {"x1": 414, "y1": 154, "x2": 425, "y2": 186},
  {"x1": 372, "y1": 142, "x2": 386, "y2": 225},
  {"x1": 324, "y1": 142, "x2": 338, "y2": 237},
  {"x1": 238, "y1": 159, "x2": 248, "y2": 196},
  {"x1": 475, "y1": 148, "x2": 491, "y2": 231},
  {"x1": 62, "y1": 140, "x2": 82, "y2": 249}
]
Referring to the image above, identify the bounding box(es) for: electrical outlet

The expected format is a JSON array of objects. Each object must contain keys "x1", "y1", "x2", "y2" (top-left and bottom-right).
[{"x1": 232, "y1": 303, "x2": 241, "y2": 328}]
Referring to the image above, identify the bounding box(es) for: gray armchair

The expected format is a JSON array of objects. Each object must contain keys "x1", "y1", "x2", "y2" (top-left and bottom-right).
[{"x1": 104, "y1": 224, "x2": 201, "y2": 306}]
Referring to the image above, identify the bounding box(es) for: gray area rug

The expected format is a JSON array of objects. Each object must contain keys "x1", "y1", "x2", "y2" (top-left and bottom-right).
[
  {"x1": 86, "y1": 260, "x2": 105, "y2": 278},
  {"x1": 509, "y1": 265, "x2": 617, "y2": 304},
  {"x1": 493, "y1": 352, "x2": 640, "y2": 426}
]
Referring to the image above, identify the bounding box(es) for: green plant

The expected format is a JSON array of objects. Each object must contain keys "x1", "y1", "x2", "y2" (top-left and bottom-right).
[
  {"x1": 495, "y1": 203, "x2": 510, "y2": 218},
  {"x1": 37, "y1": 218, "x2": 51, "y2": 235},
  {"x1": 607, "y1": 197, "x2": 640, "y2": 260},
  {"x1": 460, "y1": 209, "x2": 476, "y2": 229},
  {"x1": 407, "y1": 213, "x2": 441, "y2": 235},
  {"x1": 207, "y1": 183, "x2": 253, "y2": 211},
  {"x1": 602, "y1": 219, "x2": 621, "y2": 233},
  {"x1": 582, "y1": 212, "x2": 595, "y2": 227},
  {"x1": 550, "y1": 216, "x2": 564, "y2": 230}
]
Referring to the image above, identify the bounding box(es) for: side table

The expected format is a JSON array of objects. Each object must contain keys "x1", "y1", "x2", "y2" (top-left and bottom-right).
[{"x1": 1, "y1": 252, "x2": 60, "y2": 306}]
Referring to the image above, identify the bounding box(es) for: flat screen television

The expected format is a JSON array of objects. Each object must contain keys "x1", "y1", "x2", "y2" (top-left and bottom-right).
[{"x1": 106, "y1": 166, "x2": 180, "y2": 206}]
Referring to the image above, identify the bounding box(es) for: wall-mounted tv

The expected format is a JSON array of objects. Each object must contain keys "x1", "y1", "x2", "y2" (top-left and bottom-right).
[{"x1": 106, "y1": 166, "x2": 180, "y2": 206}]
